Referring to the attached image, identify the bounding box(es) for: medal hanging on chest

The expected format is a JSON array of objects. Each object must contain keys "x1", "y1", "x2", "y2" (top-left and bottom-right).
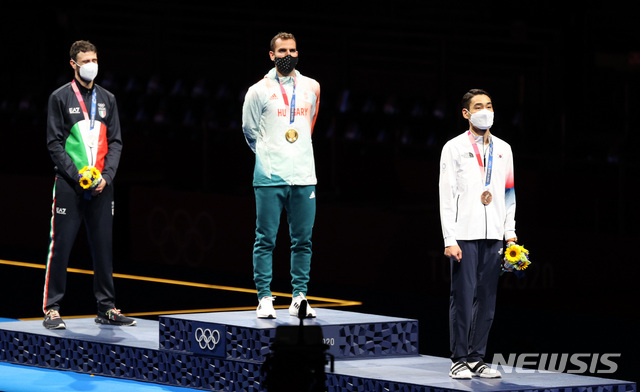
[
  {"x1": 276, "y1": 74, "x2": 298, "y2": 143},
  {"x1": 467, "y1": 131, "x2": 493, "y2": 205},
  {"x1": 481, "y1": 190, "x2": 493, "y2": 205},
  {"x1": 285, "y1": 128, "x2": 298, "y2": 143}
]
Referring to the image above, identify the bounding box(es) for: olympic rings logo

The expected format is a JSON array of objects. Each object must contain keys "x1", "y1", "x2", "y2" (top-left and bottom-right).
[{"x1": 194, "y1": 327, "x2": 221, "y2": 351}]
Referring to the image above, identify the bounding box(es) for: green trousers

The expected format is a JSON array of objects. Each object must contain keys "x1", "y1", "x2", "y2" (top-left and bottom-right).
[{"x1": 253, "y1": 185, "x2": 316, "y2": 299}]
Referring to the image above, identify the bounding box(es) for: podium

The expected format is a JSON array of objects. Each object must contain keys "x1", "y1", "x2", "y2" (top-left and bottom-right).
[{"x1": 0, "y1": 309, "x2": 636, "y2": 391}]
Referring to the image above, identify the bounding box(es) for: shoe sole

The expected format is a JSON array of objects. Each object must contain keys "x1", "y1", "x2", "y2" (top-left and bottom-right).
[
  {"x1": 94, "y1": 317, "x2": 137, "y2": 326},
  {"x1": 257, "y1": 314, "x2": 276, "y2": 319},
  {"x1": 449, "y1": 373, "x2": 472, "y2": 379},
  {"x1": 43, "y1": 323, "x2": 66, "y2": 330},
  {"x1": 474, "y1": 373, "x2": 501, "y2": 378}
]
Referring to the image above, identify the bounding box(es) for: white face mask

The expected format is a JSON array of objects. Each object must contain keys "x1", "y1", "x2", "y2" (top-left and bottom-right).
[
  {"x1": 468, "y1": 108, "x2": 494, "y2": 130},
  {"x1": 74, "y1": 61, "x2": 98, "y2": 82}
]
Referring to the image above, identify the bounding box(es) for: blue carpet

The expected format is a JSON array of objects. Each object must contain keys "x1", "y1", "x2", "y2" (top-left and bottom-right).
[
  {"x1": 0, "y1": 362, "x2": 199, "y2": 392},
  {"x1": 0, "y1": 318, "x2": 16, "y2": 323}
]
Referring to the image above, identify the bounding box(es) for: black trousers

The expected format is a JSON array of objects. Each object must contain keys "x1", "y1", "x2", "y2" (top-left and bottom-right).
[
  {"x1": 42, "y1": 176, "x2": 116, "y2": 314},
  {"x1": 449, "y1": 239, "x2": 501, "y2": 363}
]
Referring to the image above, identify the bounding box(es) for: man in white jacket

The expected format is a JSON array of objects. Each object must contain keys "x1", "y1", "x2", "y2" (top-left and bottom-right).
[
  {"x1": 439, "y1": 89, "x2": 517, "y2": 379},
  {"x1": 242, "y1": 32, "x2": 320, "y2": 319}
]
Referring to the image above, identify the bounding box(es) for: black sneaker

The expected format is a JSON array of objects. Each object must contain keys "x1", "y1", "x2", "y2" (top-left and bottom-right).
[
  {"x1": 95, "y1": 308, "x2": 137, "y2": 326},
  {"x1": 43, "y1": 309, "x2": 66, "y2": 330}
]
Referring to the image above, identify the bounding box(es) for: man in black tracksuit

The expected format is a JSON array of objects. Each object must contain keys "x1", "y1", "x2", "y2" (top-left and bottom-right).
[{"x1": 42, "y1": 40, "x2": 135, "y2": 329}]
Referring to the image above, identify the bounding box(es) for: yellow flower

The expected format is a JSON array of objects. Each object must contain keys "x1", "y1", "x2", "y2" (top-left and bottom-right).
[
  {"x1": 90, "y1": 167, "x2": 101, "y2": 179},
  {"x1": 505, "y1": 245, "x2": 521, "y2": 263},
  {"x1": 79, "y1": 166, "x2": 90, "y2": 175},
  {"x1": 519, "y1": 260, "x2": 530, "y2": 270},
  {"x1": 79, "y1": 169, "x2": 95, "y2": 189},
  {"x1": 79, "y1": 176, "x2": 92, "y2": 189}
]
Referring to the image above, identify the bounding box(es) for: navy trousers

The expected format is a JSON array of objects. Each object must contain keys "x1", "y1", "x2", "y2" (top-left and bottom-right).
[
  {"x1": 449, "y1": 239, "x2": 501, "y2": 363},
  {"x1": 43, "y1": 177, "x2": 116, "y2": 314}
]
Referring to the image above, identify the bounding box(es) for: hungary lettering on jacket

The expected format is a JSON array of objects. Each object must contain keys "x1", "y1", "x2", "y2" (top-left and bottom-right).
[{"x1": 277, "y1": 107, "x2": 309, "y2": 117}]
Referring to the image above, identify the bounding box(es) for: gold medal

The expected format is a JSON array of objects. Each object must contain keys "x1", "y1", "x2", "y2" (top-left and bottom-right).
[
  {"x1": 285, "y1": 128, "x2": 298, "y2": 143},
  {"x1": 481, "y1": 190, "x2": 492, "y2": 205}
]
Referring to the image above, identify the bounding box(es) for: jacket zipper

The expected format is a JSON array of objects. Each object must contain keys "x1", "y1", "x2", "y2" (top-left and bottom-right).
[{"x1": 484, "y1": 205, "x2": 488, "y2": 239}]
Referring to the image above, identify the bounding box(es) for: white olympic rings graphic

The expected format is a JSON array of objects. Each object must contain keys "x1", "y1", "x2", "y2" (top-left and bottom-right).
[{"x1": 194, "y1": 327, "x2": 221, "y2": 351}]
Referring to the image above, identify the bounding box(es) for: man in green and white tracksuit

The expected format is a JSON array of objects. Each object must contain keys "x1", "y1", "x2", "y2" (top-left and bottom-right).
[{"x1": 242, "y1": 32, "x2": 320, "y2": 319}]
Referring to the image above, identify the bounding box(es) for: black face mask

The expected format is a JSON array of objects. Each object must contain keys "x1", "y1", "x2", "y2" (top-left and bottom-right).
[{"x1": 274, "y1": 55, "x2": 298, "y2": 75}]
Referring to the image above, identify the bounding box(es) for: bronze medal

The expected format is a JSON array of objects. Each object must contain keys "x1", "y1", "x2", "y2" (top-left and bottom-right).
[
  {"x1": 285, "y1": 128, "x2": 299, "y2": 143},
  {"x1": 481, "y1": 190, "x2": 492, "y2": 205}
]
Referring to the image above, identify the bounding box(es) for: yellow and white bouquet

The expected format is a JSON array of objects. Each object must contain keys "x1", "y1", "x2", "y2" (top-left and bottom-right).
[
  {"x1": 78, "y1": 166, "x2": 102, "y2": 189},
  {"x1": 501, "y1": 242, "x2": 531, "y2": 277}
]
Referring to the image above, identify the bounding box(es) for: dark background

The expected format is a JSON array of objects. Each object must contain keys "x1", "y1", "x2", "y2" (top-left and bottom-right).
[{"x1": 1, "y1": 2, "x2": 639, "y2": 384}]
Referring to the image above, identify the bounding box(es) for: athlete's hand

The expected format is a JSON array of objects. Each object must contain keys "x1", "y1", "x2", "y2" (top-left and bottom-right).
[
  {"x1": 445, "y1": 245, "x2": 462, "y2": 262},
  {"x1": 92, "y1": 178, "x2": 106, "y2": 196}
]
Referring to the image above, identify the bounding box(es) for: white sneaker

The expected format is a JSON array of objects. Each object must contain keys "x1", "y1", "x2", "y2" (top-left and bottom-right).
[
  {"x1": 289, "y1": 293, "x2": 316, "y2": 318},
  {"x1": 449, "y1": 361, "x2": 472, "y2": 379},
  {"x1": 257, "y1": 296, "x2": 276, "y2": 319},
  {"x1": 468, "y1": 361, "x2": 502, "y2": 378}
]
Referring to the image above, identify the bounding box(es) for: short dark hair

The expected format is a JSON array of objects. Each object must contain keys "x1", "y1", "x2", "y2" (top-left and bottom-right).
[
  {"x1": 270, "y1": 32, "x2": 296, "y2": 52},
  {"x1": 70, "y1": 40, "x2": 97, "y2": 62},
  {"x1": 461, "y1": 89, "x2": 491, "y2": 110}
]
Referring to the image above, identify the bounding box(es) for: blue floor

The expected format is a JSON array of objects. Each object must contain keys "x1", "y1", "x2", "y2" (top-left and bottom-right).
[{"x1": 0, "y1": 362, "x2": 199, "y2": 392}]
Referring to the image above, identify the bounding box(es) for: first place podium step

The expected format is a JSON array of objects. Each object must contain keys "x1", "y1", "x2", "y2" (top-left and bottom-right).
[{"x1": 159, "y1": 308, "x2": 420, "y2": 362}]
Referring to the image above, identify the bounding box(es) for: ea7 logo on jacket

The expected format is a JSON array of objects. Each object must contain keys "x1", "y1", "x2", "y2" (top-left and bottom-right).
[
  {"x1": 55, "y1": 207, "x2": 67, "y2": 215},
  {"x1": 69, "y1": 107, "x2": 81, "y2": 114}
]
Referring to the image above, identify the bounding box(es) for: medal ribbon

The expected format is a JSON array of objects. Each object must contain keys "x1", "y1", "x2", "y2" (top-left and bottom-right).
[
  {"x1": 71, "y1": 79, "x2": 97, "y2": 130},
  {"x1": 275, "y1": 74, "x2": 296, "y2": 125},
  {"x1": 467, "y1": 131, "x2": 493, "y2": 187}
]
